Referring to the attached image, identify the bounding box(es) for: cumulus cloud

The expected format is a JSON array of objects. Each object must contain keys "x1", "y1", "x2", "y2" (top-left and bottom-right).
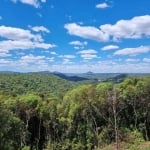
[
  {"x1": 0, "y1": 52, "x2": 11, "y2": 57},
  {"x1": 59, "y1": 55, "x2": 76, "y2": 59},
  {"x1": 125, "y1": 58, "x2": 140, "y2": 62},
  {"x1": 20, "y1": 54, "x2": 46, "y2": 63},
  {"x1": 0, "y1": 40, "x2": 55, "y2": 52},
  {"x1": 50, "y1": 51, "x2": 57, "y2": 55},
  {"x1": 102, "y1": 45, "x2": 119, "y2": 51},
  {"x1": 62, "y1": 59, "x2": 73, "y2": 65},
  {"x1": 78, "y1": 49, "x2": 97, "y2": 54},
  {"x1": 30, "y1": 26, "x2": 50, "y2": 33},
  {"x1": 10, "y1": 0, "x2": 46, "y2": 8},
  {"x1": 59, "y1": 55, "x2": 75, "y2": 64},
  {"x1": 10, "y1": 0, "x2": 39, "y2": 8},
  {"x1": 114, "y1": 46, "x2": 150, "y2": 56},
  {"x1": 1, "y1": 58, "x2": 150, "y2": 73},
  {"x1": 0, "y1": 25, "x2": 55, "y2": 56},
  {"x1": 81, "y1": 54, "x2": 97, "y2": 60},
  {"x1": 69, "y1": 40, "x2": 87, "y2": 49},
  {"x1": 65, "y1": 15, "x2": 150, "y2": 42},
  {"x1": 100, "y1": 15, "x2": 150, "y2": 41},
  {"x1": 0, "y1": 54, "x2": 51, "y2": 72},
  {"x1": 69, "y1": 40, "x2": 87, "y2": 46},
  {"x1": 96, "y1": 2, "x2": 110, "y2": 9},
  {"x1": 47, "y1": 57, "x2": 54, "y2": 62},
  {"x1": 0, "y1": 59, "x2": 11, "y2": 64},
  {"x1": 77, "y1": 49, "x2": 98, "y2": 60},
  {"x1": 18, "y1": 54, "x2": 51, "y2": 70},
  {"x1": 143, "y1": 58, "x2": 150, "y2": 63},
  {"x1": 0, "y1": 25, "x2": 43, "y2": 42},
  {"x1": 64, "y1": 23, "x2": 109, "y2": 42}
]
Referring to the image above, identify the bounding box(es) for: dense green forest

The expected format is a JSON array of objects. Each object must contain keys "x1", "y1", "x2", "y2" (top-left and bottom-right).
[
  {"x1": 0, "y1": 73, "x2": 150, "y2": 150},
  {"x1": 0, "y1": 73, "x2": 74, "y2": 97}
]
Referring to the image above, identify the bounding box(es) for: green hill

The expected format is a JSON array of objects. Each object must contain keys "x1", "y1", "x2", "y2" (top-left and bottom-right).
[{"x1": 0, "y1": 73, "x2": 74, "y2": 97}]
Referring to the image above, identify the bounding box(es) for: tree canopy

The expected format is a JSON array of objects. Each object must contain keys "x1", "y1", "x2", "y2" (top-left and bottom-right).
[{"x1": 0, "y1": 74, "x2": 150, "y2": 149}]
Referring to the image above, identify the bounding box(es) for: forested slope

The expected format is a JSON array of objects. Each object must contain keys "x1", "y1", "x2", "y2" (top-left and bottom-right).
[
  {"x1": 0, "y1": 73, "x2": 74, "y2": 97},
  {"x1": 0, "y1": 75, "x2": 150, "y2": 150}
]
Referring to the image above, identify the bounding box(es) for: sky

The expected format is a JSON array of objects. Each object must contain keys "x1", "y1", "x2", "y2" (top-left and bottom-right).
[{"x1": 0, "y1": 0, "x2": 150, "y2": 73}]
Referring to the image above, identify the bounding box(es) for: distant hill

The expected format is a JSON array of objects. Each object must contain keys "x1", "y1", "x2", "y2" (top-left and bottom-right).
[
  {"x1": 0, "y1": 71, "x2": 149, "y2": 84},
  {"x1": 67, "y1": 73, "x2": 122, "y2": 80},
  {"x1": 85, "y1": 71, "x2": 94, "y2": 75},
  {"x1": 66, "y1": 73, "x2": 150, "y2": 80},
  {"x1": 103, "y1": 73, "x2": 128, "y2": 83},
  {"x1": 52, "y1": 72, "x2": 89, "y2": 82},
  {"x1": 0, "y1": 73, "x2": 74, "y2": 97},
  {"x1": 23, "y1": 71, "x2": 90, "y2": 82}
]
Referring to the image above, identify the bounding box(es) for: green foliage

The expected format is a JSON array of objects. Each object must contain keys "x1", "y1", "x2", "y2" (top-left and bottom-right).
[
  {"x1": 121, "y1": 130, "x2": 144, "y2": 150},
  {"x1": 0, "y1": 75, "x2": 150, "y2": 149},
  {"x1": 22, "y1": 146, "x2": 30, "y2": 150},
  {"x1": 0, "y1": 98, "x2": 26, "y2": 150},
  {"x1": 0, "y1": 73, "x2": 74, "y2": 97}
]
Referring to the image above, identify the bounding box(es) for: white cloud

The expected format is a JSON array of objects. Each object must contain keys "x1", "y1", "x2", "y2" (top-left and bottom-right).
[
  {"x1": 47, "y1": 57, "x2": 54, "y2": 62},
  {"x1": 48, "y1": 63, "x2": 150, "y2": 73},
  {"x1": 0, "y1": 52, "x2": 11, "y2": 57},
  {"x1": 69, "y1": 40, "x2": 87, "y2": 46},
  {"x1": 74, "y1": 47, "x2": 81, "y2": 50},
  {"x1": 114, "y1": 46, "x2": 150, "y2": 56},
  {"x1": 1, "y1": 58, "x2": 150, "y2": 73},
  {"x1": 10, "y1": 0, "x2": 46, "y2": 8},
  {"x1": 77, "y1": 49, "x2": 98, "y2": 60},
  {"x1": 80, "y1": 54, "x2": 97, "y2": 60},
  {"x1": 30, "y1": 26, "x2": 50, "y2": 33},
  {"x1": 69, "y1": 40, "x2": 87, "y2": 49},
  {"x1": 0, "y1": 59, "x2": 11, "y2": 64},
  {"x1": 143, "y1": 58, "x2": 150, "y2": 63},
  {"x1": 0, "y1": 25, "x2": 42, "y2": 42},
  {"x1": 0, "y1": 54, "x2": 48, "y2": 72},
  {"x1": 0, "y1": 25, "x2": 55, "y2": 56},
  {"x1": 100, "y1": 15, "x2": 150, "y2": 41},
  {"x1": 50, "y1": 51, "x2": 57, "y2": 55},
  {"x1": 11, "y1": 0, "x2": 40, "y2": 8},
  {"x1": 41, "y1": 0, "x2": 46, "y2": 3},
  {"x1": 18, "y1": 54, "x2": 50, "y2": 70},
  {"x1": 65, "y1": 15, "x2": 150, "y2": 42},
  {"x1": 57, "y1": 54, "x2": 75, "y2": 65},
  {"x1": 59, "y1": 55, "x2": 76, "y2": 59},
  {"x1": 20, "y1": 54, "x2": 46, "y2": 63},
  {"x1": 62, "y1": 59, "x2": 73, "y2": 65},
  {"x1": 78, "y1": 49, "x2": 97, "y2": 54},
  {"x1": 126, "y1": 58, "x2": 140, "y2": 62},
  {"x1": 0, "y1": 56, "x2": 49, "y2": 72},
  {"x1": 64, "y1": 23, "x2": 109, "y2": 42},
  {"x1": 96, "y1": 2, "x2": 110, "y2": 9},
  {"x1": 0, "y1": 40, "x2": 55, "y2": 52},
  {"x1": 102, "y1": 45, "x2": 119, "y2": 51}
]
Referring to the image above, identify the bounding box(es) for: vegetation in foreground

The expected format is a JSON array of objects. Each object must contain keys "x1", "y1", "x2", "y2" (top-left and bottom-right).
[{"x1": 0, "y1": 73, "x2": 150, "y2": 150}]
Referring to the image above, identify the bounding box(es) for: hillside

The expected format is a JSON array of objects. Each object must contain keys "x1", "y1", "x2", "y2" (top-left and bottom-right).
[
  {"x1": 0, "y1": 75, "x2": 150, "y2": 150},
  {"x1": 0, "y1": 73, "x2": 74, "y2": 97}
]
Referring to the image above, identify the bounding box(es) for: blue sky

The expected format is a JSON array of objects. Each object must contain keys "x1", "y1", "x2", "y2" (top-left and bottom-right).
[{"x1": 0, "y1": 0, "x2": 150, "y2": 73}]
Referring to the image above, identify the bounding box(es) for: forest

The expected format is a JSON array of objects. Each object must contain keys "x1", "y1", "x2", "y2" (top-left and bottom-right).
[{"x1": 0, "y1": 73, "x2": 150, "y2": 150}]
